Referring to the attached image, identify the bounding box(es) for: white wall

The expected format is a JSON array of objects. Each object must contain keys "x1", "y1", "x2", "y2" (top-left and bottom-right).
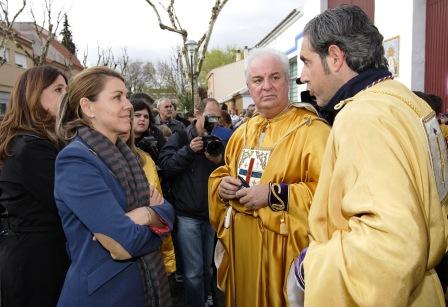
[
  {"x1": 294, "y1": 0, "x2": 328, "y2": 94},
  {"x1": 258, "y1": 1, "x2": 327, "y2": 97},
  {"x1": 208, "y1": 60, "x2": 246, "y2": 102},
  {"x1": 375, "y1": 0, "x2": 425, "y2": 90},
  {"x1": 242, "y1": 95, "x2": 254, "y2": 109}
]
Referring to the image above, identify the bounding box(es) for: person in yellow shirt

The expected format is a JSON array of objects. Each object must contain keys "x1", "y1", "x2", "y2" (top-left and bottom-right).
[
  {"x1": 122, "y1": 128, "x2": 177, "y2": 276},
  {"x1": 295, "y1": 5, "x2": 448, "y2": 306},
  {"x1": 208, "y1": 48, "x2": 330, "y2": 307}
]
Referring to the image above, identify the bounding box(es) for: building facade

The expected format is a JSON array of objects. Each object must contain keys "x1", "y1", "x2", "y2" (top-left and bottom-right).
[
  {"x1": 0, "y1": 29, "x2": 34, "y2": 115},
  {"x1": 0, "y1": 22, "x2": 84, "y2": 116},
  {"x1": 255, "y1": 9, "x2": 303, "y2": 103},
  {"x1": 12, "y1": 22, "x2": 83, "y2": 78}
]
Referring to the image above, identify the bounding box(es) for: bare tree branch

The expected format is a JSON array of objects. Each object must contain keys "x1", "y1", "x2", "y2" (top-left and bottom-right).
[
  {"x1": 96, "y1": 45, "x2": 114, "y2": 68},
  {"x1": 166, "y1": 0, "x2": 183, "y2": 31},
  {"x1": 117, "y1": 47, "x2": 129, "y2": 75},
  {"x1": 27, "y1": 0, "x2": 64, "y2": 65},
  {"x1": 144, "y1": 0, "x2": 229, "y2": 105},
  {"x1": 144, "y1": 0, "x2": 187, "y2": 36},
  {"x1": 39, "y1": 0, "x2": 63, "y2": 65},
  {"x1": 195, "y1": 0, "x2": 229, "y2": 79},
  {"x1": 1, "y1": 0, "x2": 26, "y2": 28},
  {"x1": 82, "y1": 45, "x2": 88, "y2": 67},
  {"x1": 95, "y1": 44, "x2": 102, "y2": 66},
  {"x1": 0, "y1": 0, "x2": 27, "y2": 66},
  {"x1": 94, "y1": 45, "x2": 130, "y2": 73}
]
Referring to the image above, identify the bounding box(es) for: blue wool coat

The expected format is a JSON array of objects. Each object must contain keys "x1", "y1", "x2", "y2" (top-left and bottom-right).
[{"x1": 54, "y1": 137, "x2": 173, "y2": 307}]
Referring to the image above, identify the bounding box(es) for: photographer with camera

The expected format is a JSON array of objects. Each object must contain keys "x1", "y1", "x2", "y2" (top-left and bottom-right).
[
  {"x1": 158, "y1": 98, "x2": 225, "y2": 307},
  {"x1": 132, "y1": 99, "x2": 166, "y2": 163}
]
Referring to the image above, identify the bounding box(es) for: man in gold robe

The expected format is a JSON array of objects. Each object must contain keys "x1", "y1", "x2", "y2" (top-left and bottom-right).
[
  {"x1": 208, "y1": 48, "x2": 330, "y2": 306},
  {"x1": 295, "y1": 5, "x2": 448, "y2": 306}
]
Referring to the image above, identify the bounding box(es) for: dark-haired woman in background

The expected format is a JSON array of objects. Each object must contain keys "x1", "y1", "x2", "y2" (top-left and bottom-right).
[
  {"x1": 0, "y1": 66, "x2": 69, "y2": 306},
  {"x1": 132, "y1": 99, "x2": 165, "y2": 163}
]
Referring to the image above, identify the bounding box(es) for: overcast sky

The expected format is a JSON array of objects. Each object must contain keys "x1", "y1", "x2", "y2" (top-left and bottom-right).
[{"x1": 12, "y1": 0, "x2": 304, "y2": 65}]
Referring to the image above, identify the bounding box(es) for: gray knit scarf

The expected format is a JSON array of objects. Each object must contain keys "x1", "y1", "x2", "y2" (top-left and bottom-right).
[
  {"x1": 77, "y1": 126, "x2": 148, "y2": 210},
  {"x1": 77, "y1": 126, "x2": 172, "y2": 307}
]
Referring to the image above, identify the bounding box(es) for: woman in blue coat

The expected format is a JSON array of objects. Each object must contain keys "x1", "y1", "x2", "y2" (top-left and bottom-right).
[{"x1": 54, "y1": 66, "x2": 174, "y2": 307}]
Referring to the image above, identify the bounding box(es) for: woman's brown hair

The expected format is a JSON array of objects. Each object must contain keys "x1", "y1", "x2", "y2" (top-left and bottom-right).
[
  {"x1": 0, "y1": 65, "x2": 67, "y2": 163},
  {"x1": 56, "y1": 66, "x2": 124, "y2": 143}
]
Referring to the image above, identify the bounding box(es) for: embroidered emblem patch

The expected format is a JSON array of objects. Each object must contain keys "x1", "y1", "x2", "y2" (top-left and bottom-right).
[
  {"x1": 237, "y1": 148, "x2": 272, "y2": 186},
  {"x1": 422, "y1": 113, "x2": 448, "y2": 203}
]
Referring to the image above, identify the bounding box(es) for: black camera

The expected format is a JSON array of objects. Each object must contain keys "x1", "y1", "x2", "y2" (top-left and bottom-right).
[
  {"x1": 137, "y1": 135, "x2": 159, "y2": 160},
  {"x1": 203, "y1": 114, "x2": 224, "y2": 156},
  {"x1": 202, "y1": 134, "x2": 224, "y2": 156},
  {"x1": 138, "y1": 135, "x2": 158, "y2": 151}
]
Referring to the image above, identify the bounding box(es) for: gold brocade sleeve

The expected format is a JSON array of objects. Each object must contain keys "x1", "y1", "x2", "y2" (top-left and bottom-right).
[
  {"x1": 304, "y1": 103, "x2": 448, "y2": 307},
  {"x1": 440, "y1": 124, "x2": 448, "y2": 141}
]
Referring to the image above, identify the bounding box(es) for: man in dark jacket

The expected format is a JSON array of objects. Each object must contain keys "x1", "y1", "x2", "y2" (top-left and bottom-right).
[{"x1": 159, "y1": 98, "x2": 223, "y2": 307}]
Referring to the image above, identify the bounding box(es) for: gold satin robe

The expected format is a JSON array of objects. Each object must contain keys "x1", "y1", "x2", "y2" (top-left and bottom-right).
[
  {"x1": 139, "y1": 149, "x2": 177, "y2": 274},
  {"x1": 440, "y1": 124, "x2": 448, "y2": 142},
  {"x1": 208, "y1": 105, "x2": 330, "y2": 307},
  {"x1": 304, "y1": 80, "x2": 448, "y2": 306}
]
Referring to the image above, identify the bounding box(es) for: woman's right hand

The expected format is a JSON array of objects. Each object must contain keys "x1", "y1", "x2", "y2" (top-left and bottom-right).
[
  {"x1": 125, "y1": 206, "x2": 164, "y2": 227},
  {"x1": 126, "y1": 207, "x2": 151, "y2": 225}
]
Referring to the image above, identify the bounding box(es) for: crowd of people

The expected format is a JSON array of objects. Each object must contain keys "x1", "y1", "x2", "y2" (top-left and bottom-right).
[{"x1": 0, "y1": 4, "x2": 447, "y2": 307}]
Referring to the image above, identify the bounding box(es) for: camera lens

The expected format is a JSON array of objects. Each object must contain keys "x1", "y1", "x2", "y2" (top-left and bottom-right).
[{"x1": 203, "y1": 135, "x2": 224, "y2": 156}]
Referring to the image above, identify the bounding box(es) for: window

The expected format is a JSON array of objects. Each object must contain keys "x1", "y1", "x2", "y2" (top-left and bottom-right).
[
  {"x1": 15, "y1": 52, "x2": 27, "y2": 68},
  {"x1": 0, "y1": 92, "x2": 10, "y2": 116},
  {"x1": 0, "y1": 47, "x2": 9, "y2": 63},
  {"x1": 288, "y1": 58, "x2": 298, "y2": 103}
]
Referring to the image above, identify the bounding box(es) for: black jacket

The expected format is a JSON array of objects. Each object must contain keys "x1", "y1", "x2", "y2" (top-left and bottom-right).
[
  {"x1": 0, "y1": 134, "x2": 69, "y2": 306},
  {"x1": 175, "y1": 114, "x2": 191, "y2": 127},
  {"x1": 158, "y1": 124, "x2": 219, "y2": 221},
  {"x1": 155, "y1": 115, "x2": 186, "y2": 134}
]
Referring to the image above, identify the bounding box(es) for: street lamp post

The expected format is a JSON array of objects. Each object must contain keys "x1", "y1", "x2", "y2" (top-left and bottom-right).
[{"x1": 185, "y1": 40, "x2": 197, "y2": 112}]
